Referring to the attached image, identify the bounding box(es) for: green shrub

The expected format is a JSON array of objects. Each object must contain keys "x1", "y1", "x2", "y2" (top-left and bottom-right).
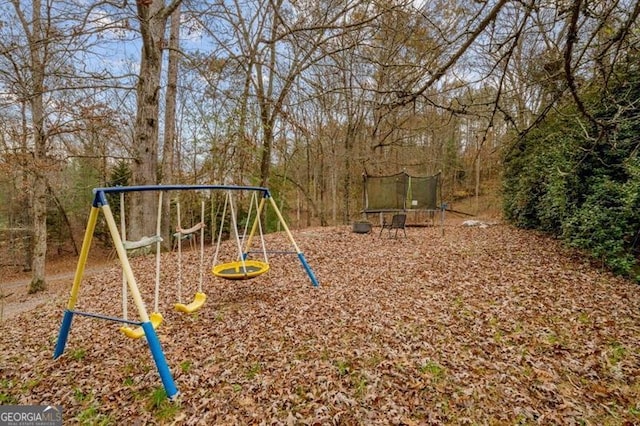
[
  {"x1": 503, "y1": 66, "x2": 640, "y2": 281},
  {"x1": 563, "y1": 164, "x2": 640, "y2": 276}
]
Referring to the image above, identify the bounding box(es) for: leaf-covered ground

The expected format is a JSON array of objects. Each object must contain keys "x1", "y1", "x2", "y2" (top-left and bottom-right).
[{"x1": 1, "y1": 223, "x2": 640, "y2": 425}]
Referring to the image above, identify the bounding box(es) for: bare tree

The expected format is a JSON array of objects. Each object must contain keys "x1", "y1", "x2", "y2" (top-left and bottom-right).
[
  {"x1": 129, "y1": 0, "x2": 182, "y2": 240},
  {"x1": 0, "y1": 0, "x2": 148, "y2": 291},
  {"x1": 1, "y1": 0, "x2": 103, "y2": 291},
  {"x1": 159, "y1": 3, "x2": 182, "y2": 248},
  {"x1": 195, "y1": 0, "x2": 387, "y2": 188}
]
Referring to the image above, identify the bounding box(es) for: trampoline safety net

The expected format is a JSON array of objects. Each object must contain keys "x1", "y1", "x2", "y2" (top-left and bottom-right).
[{"x1": 364, "y1": 172, "x2": 440, "y2": 211}]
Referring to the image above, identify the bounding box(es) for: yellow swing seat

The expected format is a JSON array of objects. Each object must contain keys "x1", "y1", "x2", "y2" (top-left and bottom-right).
[
  {"x1": 120, "y1": 311, "x2": 164, "y2": 339},
  {"x1": 174, "y1": 292, "x2": 207, "y2": 313},
  {"x1": 212, "y1": 260, "x2": 270, "y2": 280}
]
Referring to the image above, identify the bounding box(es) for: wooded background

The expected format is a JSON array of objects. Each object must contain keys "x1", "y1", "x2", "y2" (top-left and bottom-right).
[{"x1": 1, "y1": 0, "x2": 639, "y2": 290}]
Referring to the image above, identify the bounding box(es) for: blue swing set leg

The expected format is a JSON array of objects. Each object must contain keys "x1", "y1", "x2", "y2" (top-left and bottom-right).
[
  {"x1": 227, "y1": 191, "x2": 319, "y2": 286},
  {"x1": 54, "y1": 311, "x2": 178, "y2": 399},
  {"x1": 142, "y1": 322, "x2": 179, "y2": 398},
  {"x1": 266, "y1": 195, "x2": 319, "y2": 287}
]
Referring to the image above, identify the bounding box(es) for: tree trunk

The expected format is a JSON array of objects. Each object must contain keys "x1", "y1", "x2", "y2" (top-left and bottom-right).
[
  {"x1": 29, "y1": 174, "x2": 47, "y2": 293},
  {"x1": 26, "y1": 0, "x2": 48, "y2": 293},
  {"x1": 160, "y1": 4, "x2": 181, "y2": 250},
  {"x1": 342, "y1": 150, "x2": 351, "y2": 225},
  {"x1": 259, "y1": 123, "x2": 273, "y2": 188},
  {"x1": 130, "y1": 52, "x2": 162, "y2": 239},
  {"x1": 342, "y1": 123, "x2": 356, "y2": 225},
  {"x1": 129, "y1": 0, "x2": 181, "y2": 240},
  {"x1": 305, "y1": 138, "x2": 312, "y2": 227},
  {"x1": 257, "y1": 0, "x2": 280, "y2": 188}
]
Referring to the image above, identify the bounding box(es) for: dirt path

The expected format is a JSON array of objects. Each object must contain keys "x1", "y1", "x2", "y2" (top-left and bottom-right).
[{"x1": 0, "y1": 258, "x2": 112, "y2": 320}]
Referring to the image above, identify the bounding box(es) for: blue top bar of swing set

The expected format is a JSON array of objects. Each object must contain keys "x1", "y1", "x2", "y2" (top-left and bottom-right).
[{"x1": 92, "y1": 184, "x2": 272, "y2": 208}]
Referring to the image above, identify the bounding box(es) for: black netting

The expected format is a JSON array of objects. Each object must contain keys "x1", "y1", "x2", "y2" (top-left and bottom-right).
[
  {"x1": 365, "y1": 173, "x2": 407, "y2": 210},
  {"x1": 407, "y1": 175, "x2": 439, "y2": 210},
  {"x1": 364, "y1": 172, "x2": 439, "y2": 211}
]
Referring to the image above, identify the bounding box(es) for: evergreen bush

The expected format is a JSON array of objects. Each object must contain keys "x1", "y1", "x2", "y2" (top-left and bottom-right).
[{"x1": 503, "y1": 69, "x2": 640, "y2": 280}]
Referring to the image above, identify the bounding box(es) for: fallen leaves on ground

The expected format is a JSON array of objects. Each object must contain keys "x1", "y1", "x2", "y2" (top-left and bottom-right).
[{"x1": 1, "y1": 223, "x2": 639, "y2": 425}]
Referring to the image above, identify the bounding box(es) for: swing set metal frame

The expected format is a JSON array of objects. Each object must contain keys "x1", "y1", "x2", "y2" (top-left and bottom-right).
[{"x1": 53, "y1": 184, "x2": 319, "y2": 401}]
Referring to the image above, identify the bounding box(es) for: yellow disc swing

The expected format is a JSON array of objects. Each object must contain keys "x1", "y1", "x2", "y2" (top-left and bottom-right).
[
  {"x1": 174, "y1": 200, "x2": 207, "y2": 313},
  {"x1": 212, "y1": 259, "x2": 269, "y2": 279},
  {"x1": 211, "y1": 191, "x2": 270, "y2": 281}
]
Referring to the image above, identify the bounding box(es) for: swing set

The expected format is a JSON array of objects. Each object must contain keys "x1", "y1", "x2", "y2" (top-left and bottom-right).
[{"x1": 53, "y1": 184, "x2": 319, "y2": 400}]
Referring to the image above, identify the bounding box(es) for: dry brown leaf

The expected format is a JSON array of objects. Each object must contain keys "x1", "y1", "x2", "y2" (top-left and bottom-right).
[{"x1": 1, "y1": 224, "x2": 639, "y2": 424}]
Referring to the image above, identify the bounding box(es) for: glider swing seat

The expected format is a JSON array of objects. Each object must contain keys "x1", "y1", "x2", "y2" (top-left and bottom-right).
[
  {"x1": 54, "y1": 184, "x2": 319, "y2": 402},
  {"x1": 211, "y1": 190, "x2": 271, "y2": 281},
  {"x1": 174, "y1": 200, "x2": 207, "y2": 314},
  {"x1": 121, "y1": 311, "x2": 163, "y2": 339},
  {"x1": 119, "y1": 192, "x2": 164, "y2": 339},
  {"x1": 123, "y1": 235, "x2": 163, "y2": 250}
]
